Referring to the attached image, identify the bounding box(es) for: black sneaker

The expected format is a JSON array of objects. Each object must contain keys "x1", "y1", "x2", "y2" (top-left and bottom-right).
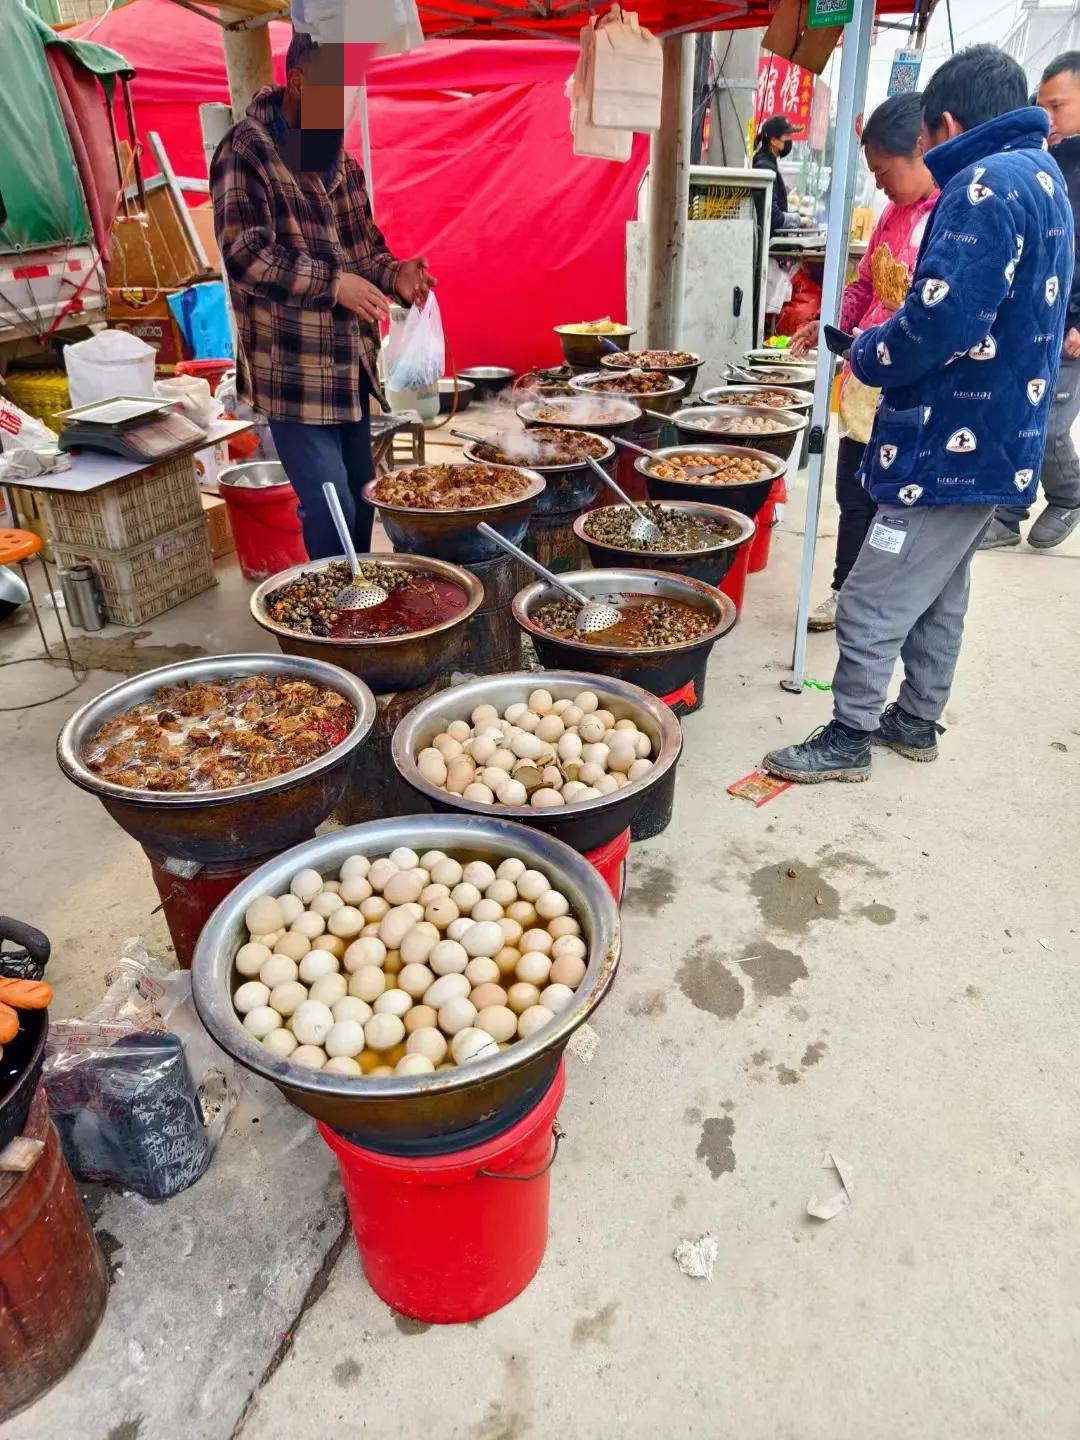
[
  {"x1": 763, "y1": 721, "x2": 872, "y2": 784},
  {"x1": 979, "y1": 518, "x2": 1021, "y2": 550},
  {"x1": 873, "y1": 702, "x2": 943, "y2": 762}
]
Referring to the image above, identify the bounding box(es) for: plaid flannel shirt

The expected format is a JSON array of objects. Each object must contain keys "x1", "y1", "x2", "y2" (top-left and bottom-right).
[{"x1": 210, "y1": 87, "x2": 400, "y2": 425}]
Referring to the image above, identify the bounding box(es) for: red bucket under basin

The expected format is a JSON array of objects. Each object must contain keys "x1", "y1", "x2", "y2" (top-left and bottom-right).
[{"x1": 218, "y1": 463, "x2": 307, "y2": 581}]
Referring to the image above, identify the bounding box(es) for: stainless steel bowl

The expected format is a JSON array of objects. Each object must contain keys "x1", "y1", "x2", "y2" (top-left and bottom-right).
[
  {"x1": 362, "y1": 466, "x2": 546, "y2": 563},
  {"x1": 218, "y1": 461, "x2": 287, "y2": 489},
  {"x1": 191, "y1": 817, "x2": 621, "y2": 1140},
  {"x1": 669, "y1": 404, "x2": 807, "y2": 462},
  {"x1": 56, "y1": 654, "x2": 377, "y2": 863},
  {"x1": 392, "y1": 670, "x2": 682, "y2": 852},
  {"x1": 701, "y1": 384, "x2": 813, "y2": 416},
  {"x1": 742, "y1": 361, "x2": 816, "y2": 386},
  {"x1": 570, "y1": 370, "x2": 687, "y2": 417},
  {"x1": 636, "y1": 442, "x2": 784, "y2": 519},
  {"x1": 575, "y1": 500, "x2": 755, "y2": 587},
  {"x1": 516, "y1": 395, "x2": 641, "y2": 438},
  {"x1": 438, "y1": 377, "x2": 475, "y2": 413},
  {"x1": 458, "y1": 366, "x2": 516, "y2": 397},
  {"x1": 250, "y1": 554, "x2": 484, "y2": 695},
  {"x1": 461, "y1": 431, "x2": 615, "y2": 517},
  {"x1": 512, "y1": 568, "x2": 736, "y2": 697}
]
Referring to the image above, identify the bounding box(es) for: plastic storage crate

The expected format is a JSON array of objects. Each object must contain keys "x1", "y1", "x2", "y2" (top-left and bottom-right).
[
  {"x1": 53, "y1": 518, "x2": 215, "y2": 626},
  {"x1": 41, "y1": 454, "x2": 203, "y2": 552},
  {"x1": 3, "y1": 372, "x2": 70, "y2": 433}
]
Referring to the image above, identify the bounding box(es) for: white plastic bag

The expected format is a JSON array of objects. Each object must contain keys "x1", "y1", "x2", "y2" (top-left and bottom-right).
[
  {"x1": 386, "y1": 292, "x2": 445, "y2": 393},
  {"x1": 291, "y1": 0, "x2": 421, "y2": 49},
  {"x1": 64, "y1": 329, "x2": 156, "y2": 409},
  {"x1": 590, "y1": 6, "x2": 663, "y2": 133}
]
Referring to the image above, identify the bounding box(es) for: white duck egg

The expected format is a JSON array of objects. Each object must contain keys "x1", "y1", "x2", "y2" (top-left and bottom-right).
[
  {"x1": 359, "y1": 897, "x2": 390, "y2": 923},
  {"x1": 421, "y1": 882, "x2": 451, "y2": 904},
  {"x1": 541, "y1": 983, "x2": 575, "y2": 1014},
  {"x1": 324, "y1": 1056, "x2": 362, "y2": 1076},
  {"x1": 292, "y1": 1001, "x2": 335, "y2": 1047},
  {"x1": 516, "y1": 870, "x2": 551, "y2": 903},
  {"x1": 515, "y1": 711, "x2": 540, "y2": 734},
  {"x1": 475, "y1": 1005, "x2": 518, "y2": 1043},
  {"x1": 432, "y1": 734, "x2": 463, "y2": 761},
  {"x1": 243, "y1": 1005, "x2": 282, "y2": 1039},
  {"x1": 400, "y1": 924, "x2": 440, "y2": 966},
  {"x1": 438, "y1": 996, "x2": 478, "y2": 1035},
  {"x1": 496, "y1": 857, "x2": 526, "y2": 883},
  {"x1": 386, "y1": 847, "x2": 418, "y2": 872},
  {"x1": 312, "y1": 934, "x2": 346, "y2": 958},
  {"x1": 424, "y1": 972, "x2": 471, "y2": 1008},
  {"x1": 518, "y1": 1005, "x2": 555, "y2": 1039},
  {"x1": 444, "y1": 721, "x2": 471, "y2": 744},
  {"x1": 290, "y1": 869, "x2": 324, "y2": 904},
  {"x1": 417, "y1": 750, "x2": 448, "y2": 786},
  {"x1": 594, "y1": 774, "x2": 619, "y2": 795},
  {"x1": 327, "y1": 905, "x2": 365, "y2": 939},
  {"x1": 374, "y1": 989, "x2": 413, "y2": 1018},
  {"x1": 423, "y1": 894, "x2": 460, "y2": 929},
  {"x1": 496, "y1": 778, "x2": 527, "y2": 807},
  {"x1": 499, "y1": 917, "x2": 523, "y2": 945},
  {"x1": 447, "y1": 917, "x2": 473, "y2": 943},
  {"x1": 322, "y1": 880, "x2": 342, "y2": 894},
  {"x1": 495, "y1": 946, "x2": 521, "y2": 977},
  {"x1": 535, "y1": 889, "x2": 570, "y2": 921},
  {"x1": 471, "y1": 703, "x2": 500, "y2": 728},
  {"x1": 234, "y1": 981, "x2": 270, "y2": 1014},
  {"x1": 506, "y1": 982, "x2": 540, "y2": 1014},
  {"x1": 531, "y1": 788, "x2": 564, "y2": 808},
  {"x1": 552, "y1": 934, "x2": 587, "y2": 960},
  {"x1": 340, "y1": 854, "x2": 370, "y2": 881},
  {"x1": 333, "y1": 996, "x2": 372, "y2": 1026},
  {"x1": 549, "y1": 916, "x2": 582, "y2": 940},
  {"x1": 291, "y1": 1045, "x2": 328, "y2": 1070},
  {"x1": 560, "y1": 781, "x2": 588, "y2": 804},
  {"x1": 367, "y1": 857, "x2": 399, "y2": 892},
  {"x1": 451, "y1": 1027, "x2": 499, "y2": 1064},
  {"x1": 578, "y1": 762, "x2": 606, "y2": 788},
  {"x1": 470, "y1": 982, "x2": 508, "y2": 1011},
  {"x1": 429, "y1": 939, "x2": 469, "y2": 976},
  {"x1": 535, "y1": 714, "x2": 564, "y2": 744},
  {"x1": 379, "y1": 906, "x2": 417, "y2": 951},
  {"x1": 576, "y1": 787, "x2": 602, "y2": 801},
  {"x1": 291, "y1": 912, "x2": 326, "y2": 941},
  {"x1": 595, "y1": 710, "x2": 615, "y2": 730},
  {"x1": 396, "y1": 1053, "x2": 435, "y2": 1077},
  {"x1": 245, "y1": 895, "x2": 285, "y2": 936},
  {"x1": 431, "y1": 857, "x2": 464, "y2": 888},
  {"x1": 448, "y1": 760, "x2": 478, "y2": 796},
  {"x1": 275, "y1": 894, "x2": 306, "y2": 926},
  {"x1": 309, "y1": 973, "x2": 348, "y2": 1009},
  {"x1": 407, "y1": 1027, "x2": 448, "y2": 1064},
  {"x1": 521, "y1": 928, "x2": 553, "y2": 955},
  {"x1": 463, "y1": 782, "x2": 495, "y2": 805},
  {"x1": 260, "y1": 955, "x2": 299, "y2": 989},
  {"x1": 324, "y1": 1020, "x2": 366, "y2": 1058},
  {"x1": 629, "y1": 758, "x2": 654, "y2": 782},
  {"x1": 550, "y1": 954, "x2": 587, "y2": 988},
  {"x1": 451, "y1": 882, "x2": 481, "y2": 915},
  {"x1": 397, "y1": 962, "x2": 435, "y2": 998},
  {"x1": 349, "y1": 967, "x2": 387, "y2": 1003},
  {"x1": 310, "y1": 890, "x2": 344, "y2": 919},
  {"x1": 459, "y1": 861, "x2": 492, "y2": 890},
  {"x1": 516, "y1": 952, "x2": 552, "y2": 986},
  {"x1": 484, "y1": 879, "x2": 518, "y2": 907},
  {"x1": 527, "y1": 688, "x2": 553, "y2": 714},
  {"x1": 465, "y1": 956, "x2": 500, "y2": 987},
  {"x1": 471, "y1": 899, "x2": 504, "y2": 924},
  {"x1": 235, "y1": 942, "x2": 271, "y2": 978},
  {"x1": 365, "y1": 1013, "x2": 406, "y2": 1051},
  {"x1": 468, "y1": 736, "x2": 498, "y2": 765},
  {"x1": 298, "y1": 950, "x2": 339, "y2": 984},
  {"x1": 581, "y1": 742, "x2": 610, "y2": 771},
  {"x1": 344, "y1": 936, "x2": 387, "y2": 972},
  {"x1": 506, "y1": 900, "x2": 538, "y2": 928},
  {"x1": 381, "y1": 869, "x2": 424, "y2": 907},
  {"x1": 263, "y1": 1027, "x2": 298, "y2": 1059},
  {"x1": 606, "y1": 742, "x2": 637, "y2": 775},
  {"x1": 557, "y1": 733, "x2": 583, "y2": 763},
  {"x1": 510, "y1": 732, "x2": 544, "y2": 760},
  {"x1": 489, "y1": 747, "x2": 517, "y2": 772},
  {"x1": 420, "y1": 849, "x2": 449, "y2": 869},
  {"x1": 462, "y1": 920, "x2": 504, "y2": 958},
  {"x1": 273, "y1": 932, "x2": 310, "y2": 963},
  {"x1": 578, "y1": 715, "x2": 607, "y2": 745}
]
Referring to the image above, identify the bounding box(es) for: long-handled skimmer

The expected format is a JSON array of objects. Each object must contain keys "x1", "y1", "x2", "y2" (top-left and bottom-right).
[
  {"x1": 475, "y1": 522, "x2": 624, "y2": 635},
  {"x1": 322, "y1": 482, "x2": 389, "y2": 610},
  {"x1": 582, "y1": 455, "x2": 662, "y2": 545}
]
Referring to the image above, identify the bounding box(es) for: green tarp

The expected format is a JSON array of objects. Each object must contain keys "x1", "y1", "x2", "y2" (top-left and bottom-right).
[{"x1": 0, "y1": 0, "x2": 131, "y2": 255}]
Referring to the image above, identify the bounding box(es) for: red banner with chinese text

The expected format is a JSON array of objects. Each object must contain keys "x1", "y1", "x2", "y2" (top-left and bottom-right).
[{"x1": 754, "y1": 57, "x2": 815, "y2": 138}]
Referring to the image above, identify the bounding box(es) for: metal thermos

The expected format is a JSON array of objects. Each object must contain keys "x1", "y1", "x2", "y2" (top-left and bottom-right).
[
  {"x1": 58, "y1": 568, "x2": 81, "y2": 618},
  {"x1": 68, "y1": 564, "x2": 104, "y2": 631}
]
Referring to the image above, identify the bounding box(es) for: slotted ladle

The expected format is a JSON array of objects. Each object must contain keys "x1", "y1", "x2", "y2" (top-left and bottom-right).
[
  {"x1": 475, "y1": 523, "x2": 623, "y2": 635},
  {"x1": 322, "y1": 482, "x2": 388, "y2": 610},
  {"x1": 583, "y1": 455, "x2": 661, "y2": 545}
]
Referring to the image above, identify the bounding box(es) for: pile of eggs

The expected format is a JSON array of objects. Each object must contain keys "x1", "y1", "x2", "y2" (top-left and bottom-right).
[
  {"x1": 414, "y1": 688, "x2": 655, "y2": 810},
  {"x1": 231, "y1": 847, "x2": 588, "y2": 1078}
]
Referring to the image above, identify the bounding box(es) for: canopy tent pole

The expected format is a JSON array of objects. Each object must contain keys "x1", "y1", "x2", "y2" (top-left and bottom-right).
[
  {"x1": 644, "y1": 33, "x2": 695, "y2": 347},
  {"x1": 782, "y1": 0, "x2": 876, "y2": 695},
  {"x1": 220, "y1": 12, "x2": 274, "y2": 120},
  {"x1": 360, "y1": 85, "x2": 375, "y2": 212}
]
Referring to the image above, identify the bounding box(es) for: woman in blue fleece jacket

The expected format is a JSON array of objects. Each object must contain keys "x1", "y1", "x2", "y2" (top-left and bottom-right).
[{"x1": 765, "y1": 46, "x2": 1074, "y2": 784}]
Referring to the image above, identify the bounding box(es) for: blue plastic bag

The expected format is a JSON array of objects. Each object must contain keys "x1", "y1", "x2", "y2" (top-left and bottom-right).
[{"x1": 167, "y1": 282, "x2": 234, "y2": 361}]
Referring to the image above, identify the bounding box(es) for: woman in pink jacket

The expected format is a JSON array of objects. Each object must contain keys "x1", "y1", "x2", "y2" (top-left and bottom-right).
[{"x1": 791, "y1": 92, "x2": 939, "y2": 630}]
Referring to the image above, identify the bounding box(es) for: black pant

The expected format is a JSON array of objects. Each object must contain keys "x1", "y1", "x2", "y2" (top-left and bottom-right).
[{"x1": 833, "y1": 436, "x2": 876, "y2": 591}]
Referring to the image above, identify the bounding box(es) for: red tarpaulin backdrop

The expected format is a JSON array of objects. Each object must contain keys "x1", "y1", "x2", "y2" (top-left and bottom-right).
[{"x1": 71, "y1": 0, "x2": 649, "y2": 372}]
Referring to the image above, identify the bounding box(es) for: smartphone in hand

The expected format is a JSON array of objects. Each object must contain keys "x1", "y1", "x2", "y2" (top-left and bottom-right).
[{"x1": 823, "y1": 324, "x2": 856, "y2": 357}]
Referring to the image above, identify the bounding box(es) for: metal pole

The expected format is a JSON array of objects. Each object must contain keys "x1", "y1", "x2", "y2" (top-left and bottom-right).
[
  {"x1": 359, "y1": 85, "x2": 375, "y2": 214},
  {"x1": 221, "y1": 16, "x2": 274, "y2": 121},
  {"x1": 783, "y1": 0, "x2": 876, "y2": 694},
  {"x1": 644, "y1": 33, "x2": 695, "y2": 349},
  {"x1": 706, "y1": 26, "x2": 761, "y2": 167}
]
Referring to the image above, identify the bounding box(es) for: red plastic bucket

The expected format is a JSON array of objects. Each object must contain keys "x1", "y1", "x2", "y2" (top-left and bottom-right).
[
  {"x1": 218, "y1": 476, "x2": 307, "y2": 581},
  {"x1": 749, "y1": 477, "x2": 785, "y2": 573},
  {"x1": 718, "y1": 534, "x2": 752, "y2": 619},
  {"x1": 174, "y1": 358, "x2": 233, "y2": 395},
  {"x1": 319, "y1": 1062, "x2": 566, "y2": 1323},
  {"x1": 584, "y1": 826, "x2": 630, "y2": 903}
]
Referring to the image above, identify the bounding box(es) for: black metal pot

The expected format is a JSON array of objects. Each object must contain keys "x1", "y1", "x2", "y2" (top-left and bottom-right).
[
  {"x1": 637, "y1": 444, "x2": 785, "y2": 521},
  {"x1": 0, "y1": 918, "x2": 50, "y2": 1153},
  {"x1": 574, "y1": 501, "x2": 755, "y2": 587}
]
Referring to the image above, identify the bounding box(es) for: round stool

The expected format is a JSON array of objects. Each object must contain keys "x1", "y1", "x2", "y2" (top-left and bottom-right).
[{"x1": 0, "y1": 528, "x2": 84, "y2": 712}]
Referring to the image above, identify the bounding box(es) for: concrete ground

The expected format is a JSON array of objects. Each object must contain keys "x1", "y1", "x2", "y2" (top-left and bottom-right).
[{"x1": 2, "y1": 444, "x2": 1079, "y2": 1440}]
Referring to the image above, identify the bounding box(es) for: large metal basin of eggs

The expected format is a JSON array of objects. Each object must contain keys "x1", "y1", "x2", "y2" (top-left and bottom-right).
[
  {"x1": 513, "y1": 568, "x2": 735, "y2": 698},
  {"x1": 56, "y1": 654, "x2": 377, "y2": 863},
  {"x1": 249, "y1": 554, "x2": 484, "y2": 695},
  {"x1": 361, "y1": 466, "x2": 546, "y2": 564},
  {"x1": 392, "y1": 670, "x2": 683, "y2": 853},
  {"x1": 191, "y1": 816, "x2": 621, "y2": 1142}
]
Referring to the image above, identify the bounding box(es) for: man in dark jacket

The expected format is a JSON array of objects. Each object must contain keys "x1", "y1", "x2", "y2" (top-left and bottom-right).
[
  {"x1": 765, "y1": 46, "x2": 1074, "y2": 784},
  {"x1": 211, "y1": 33, "x2": 433, "y2": 559},
  {"x1": 982, "y1": 50, "x2": 1080, "y2": 549},
  {"x1": 754, "y1": 116, "x2": 800, "y2": 236}
]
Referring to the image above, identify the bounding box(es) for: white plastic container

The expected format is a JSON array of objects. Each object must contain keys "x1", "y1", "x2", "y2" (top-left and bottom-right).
[{"x1": 64, "y1": 330, "x2": 156, "y2": 409}]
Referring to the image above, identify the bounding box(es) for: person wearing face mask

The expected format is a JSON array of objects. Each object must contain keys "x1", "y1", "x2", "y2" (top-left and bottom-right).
[
  {"x1": 980, "y1": 51, "x2": 1080, "y2": 550},
  {"x1": 754, "y1": 116, "x2": 801, "y2": 235},
  {"x1": 211, "y1": 31, "x2": 434, "y2": 560},
  {"x1": 790, "y1": 93, "x2": 939, "y2": 630}
]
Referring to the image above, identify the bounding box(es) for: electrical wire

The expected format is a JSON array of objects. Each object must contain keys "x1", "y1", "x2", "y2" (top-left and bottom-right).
[{"x1": 945, "y1": 0, "x2": 955, "y2": 55}]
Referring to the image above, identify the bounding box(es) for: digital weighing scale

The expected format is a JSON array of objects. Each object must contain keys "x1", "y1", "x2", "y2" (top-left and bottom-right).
[{"x1": 57, "y1": 396, "x2": 208, "y2": 460}]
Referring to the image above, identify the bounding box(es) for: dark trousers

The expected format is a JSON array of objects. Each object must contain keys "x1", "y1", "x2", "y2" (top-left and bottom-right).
[
  {"x1": 833, "y1": 435, "x2": 877, "y2": 591},
  {"x1": 998, "y1": 355, "x2": 1080, "y2": 529},
  {"x1": 269, "y1": 395, "x2": 375, "y2": 561}
]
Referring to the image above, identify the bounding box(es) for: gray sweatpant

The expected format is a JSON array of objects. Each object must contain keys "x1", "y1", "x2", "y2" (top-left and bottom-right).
[
  {"x1": 832, "y1": 503, "x2": 997, "y2": 732},
  {"x1": 999, "y1": 355, "x2": 1080, "y2": 524}
]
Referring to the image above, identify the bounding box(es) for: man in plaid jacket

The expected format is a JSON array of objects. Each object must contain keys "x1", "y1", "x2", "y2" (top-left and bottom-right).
[{"x1": 211, "y1": 33, "x2": 432, "y2": 558}]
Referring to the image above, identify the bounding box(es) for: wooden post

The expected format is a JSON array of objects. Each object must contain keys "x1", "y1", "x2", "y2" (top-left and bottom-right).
[
  {"x1": 644, "y1": 34, "x2": 695, "y2": 349},
  {"x1": 221, "y1": 17, "x2": 275, "y2": 122}
]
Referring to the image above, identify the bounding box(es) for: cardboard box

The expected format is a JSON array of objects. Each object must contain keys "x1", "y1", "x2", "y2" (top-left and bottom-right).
[
  {"x1": 193, "y1": 440, "x2": 230, "y2": 490},
  {"x1": 107, "y1": 288, "x2": 188, "y2": 368},
  {"x1": 201, "y1": 492, "x2": 234, "y2": 559}
]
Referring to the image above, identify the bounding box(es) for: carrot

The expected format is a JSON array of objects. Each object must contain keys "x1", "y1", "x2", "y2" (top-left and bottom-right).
[
  {"x1": 0, "y1": 1005, "x2": 18, "y2": 1044},
  {"x1": 0, "y1": 978, "x2": 52, "y2": 1010}
]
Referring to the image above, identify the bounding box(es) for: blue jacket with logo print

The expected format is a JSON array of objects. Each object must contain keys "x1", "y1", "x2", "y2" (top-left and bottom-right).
[{"x1": 849, "y1": 107, "x2": 1074, "y2": 509}]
